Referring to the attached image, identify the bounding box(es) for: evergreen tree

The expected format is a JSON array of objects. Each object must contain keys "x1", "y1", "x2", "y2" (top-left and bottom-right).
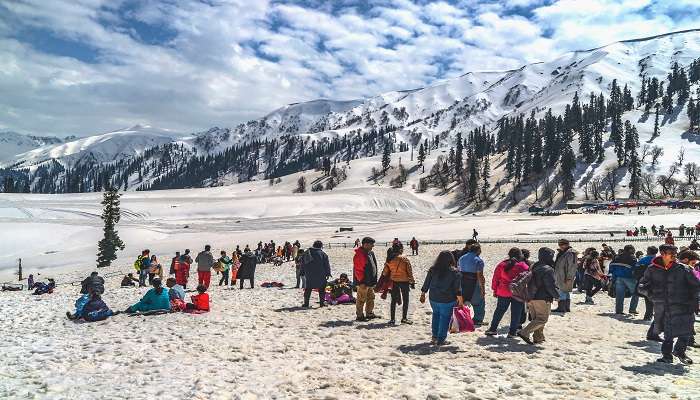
[
  {"x1": 455, "y1": 131, "x2": 463, "y2": 177},
  {"x1": 417, "y1": 143, "x2": 426, "y2": 169},
  {"x1": 610, "y1": 112, "x2": 624, "y2": 166},
  {"x1": 652, "y1": 105, "x2": 660, "y2": 138},
  {"x1": 381, "y1": 140, "x2": 391, "y2": 172},
  {"x1": 96, "y1": 188, "x2": 125, "y2": 268},
  {"x1": 628, "y1": 148, "x2": 642, "y2": 199},
  {"x1": 560, "y1": 144, "x2": 576, "y2": 200},
  {"x1": 623, "y1": 120, "x2": 639, "y2": 166},
  {"x1": 481, "y1": 156, "x2": 491, "y2": 202},
  {"x1": 662, "y1": 89, "x2": 673, "y2": 114},
  {"x1": 623, "y1": 84, "x2": 634, "y2": 111}
]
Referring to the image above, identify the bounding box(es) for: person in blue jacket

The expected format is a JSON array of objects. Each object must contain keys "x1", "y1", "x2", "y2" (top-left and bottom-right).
[
  {"x1": 609, "y1": 245, "x2": 639, "y2": 315},
  {"x1": 125, "y1": 278, "x2": 170, "y2": 313}
]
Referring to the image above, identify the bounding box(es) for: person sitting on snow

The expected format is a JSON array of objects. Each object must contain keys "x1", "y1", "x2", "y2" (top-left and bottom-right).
[
  {"x1": 121, "y1": 273, "x2": 139, "y2": 287},
  {"x1": 80, "y1": 271, "x2": 105, "y2": 295},
  {"x1": 185, "y1": 284, "x2": 210, "y2": 312},
  {"x1": 67, "y1": 287, "x2": 116, "y2": 321},
  {"x1": 124, "y1": 278, "x2": 170, "y2": 313},
  {"x1": 166, "y1": 277, "x2": 186, "y2": 311},
  {"x1": 32, "y1": 278, "x2": 56, "y2": 295}
]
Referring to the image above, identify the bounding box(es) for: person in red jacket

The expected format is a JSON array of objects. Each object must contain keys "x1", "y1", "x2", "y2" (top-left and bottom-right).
[
  {"x1": 175, "y1": 250, "x2": 192, "y2": 289},
  {"x1": 186, "y1": 284, "x2": 210, "y2": 312},
  {"x1": 353, "y1": 237, "x2": 379, "y2": 321},
  {"x1": 485, "y1": 248, "x2": 530, "y2": 337}
]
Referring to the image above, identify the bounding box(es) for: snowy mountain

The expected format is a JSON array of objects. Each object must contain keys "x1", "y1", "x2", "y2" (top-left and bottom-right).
[
  {"x1": 0, "y1": 131, "x2": 71, "y2": 165},
  {"x1": 10, "y1": 125, "x2": 187, "y2": 169},
  {"x1": 3, "y1": 29, "x2": 700, "y2": 211}
]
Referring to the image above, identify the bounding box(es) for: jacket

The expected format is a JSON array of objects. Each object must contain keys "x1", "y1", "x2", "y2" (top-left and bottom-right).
[
  {"x1": 237, "y1": 252, "x2": 257, "y2": 279},
  {"x1": 219, "y1": 256, "x2": 232, "y2": 272},
  {"x1": 191, "y1": 293, "x2": 210, "y2": 311},
  {"x1": 353, "y1": 248, "x2": 378, "y2": 286},
  {"x1": 420, "y1": 268, "x2": 461, "y2": 303},
  {"x1": 382, "y1": 256, "x2": 415, "y2": 284},
  {"x1": 168, "y1": 284, "x2": 186, "y2": 301},
  {"x1": 301, "y1": 248, "x2": 332, "y2": 289},
  {"x1": 129, "y1": 288, "x2": 171, "y2": 313},
  {"x1": 609, "y1": 252, "x2": 637, "y2": 279},
  {"x1": 80, "y1": 275, "x2": 105, "y2": 295},
  {"x1": 554, "y1": 247, "x2": 577, "y2": 292},
  {"x1": 195, "y1": 251, "x2": 215, "y2": 272},
  {"x1": 531, "y1": 261, "x2": 559, "y2": 302},
  {"x1": 491, "y1": 259, "x2": 529, "y2": 298},
  {"x1": 639, "y1": 257, "x2": 700, "y2": 338}
]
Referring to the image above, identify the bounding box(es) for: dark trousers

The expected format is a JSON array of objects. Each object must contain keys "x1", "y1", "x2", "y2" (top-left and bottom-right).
[
  {"x1": 390, "y1": 282, "x2": 410, "y2": 320},
  {"x1": 304, "y1": 286, "x2": 325, "y2": 306},
  {"x1": 239, "y1": 277, "x2": 254, "y2": 289},
  {"x1": 489, "y1": 296, "x2": 525, "y2": 335},
  {"x1": 584, "y1": 275, "x2": 603, "y2": 298},
  {"x1": 148, "y1": 273, "x2": 155, "y2": 285},
  {"x1": 662, "y1": 335, "x2": 689, "y2": 357},
  {"x1": 643, "y1": 297, "x2": 654, "y2": 320},
  {"x1": 295, "y1": 268, "x2": 302, "y2": 288},
  {"x1": 219, "y1": 270, "x2": 229, "y2": 286},
  {"x1": 411, "y1": 248, "x2": 418, "y2": 255}
]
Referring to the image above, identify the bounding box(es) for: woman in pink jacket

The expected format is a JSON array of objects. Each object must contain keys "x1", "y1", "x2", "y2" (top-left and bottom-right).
[{"x1": 485, "y1": 248, "x2": 530, "y2": 337}]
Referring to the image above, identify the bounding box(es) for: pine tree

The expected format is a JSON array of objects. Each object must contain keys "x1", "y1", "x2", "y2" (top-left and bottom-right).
[
  {"x1": 455, "y1": 131, "x2": 463, "y2": 177},
  {"x1": 623, "y1": 121, "x2": 639, "y2": 166},
  {"x1": 381, "y1": 140, "x2": 391, "y2": 172},
  {"x1": 628, "y1": 148, "x2": 642, "y2": 199},
  {"x1": 560, "y1": 144, "x2": 576, "y2": 200},
  {"x1": 417, "y1": 143, "x2": 426, "y2": 170},
  {"x1": 610, "y1": 112, "x2": 624, "y2": 166},
  {"x1": 652, "y1": 105, "x2": 660, "y2": 138},
  {"x1": 96, "y1": 188, "x2": 125, "y2": 268},
  {"x1": 481, "y1": 155, "x2": 491, "y2": 202}
]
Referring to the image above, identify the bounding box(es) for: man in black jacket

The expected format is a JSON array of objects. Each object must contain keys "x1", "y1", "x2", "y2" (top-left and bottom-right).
[
  {"x1": 518, "y1": 247, "x2": 559, "y2": 345},
  {"x1": 301, "y1": 241, "x2": 332, "y2": 308},
  {"x1": 80, "y1": 272, "x2": 105, "y2": 295},
  {"x1": 639, "y1": 245, "x2": 700, "y2": 364}
]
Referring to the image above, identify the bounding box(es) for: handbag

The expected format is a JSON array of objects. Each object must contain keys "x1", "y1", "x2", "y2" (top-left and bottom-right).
[{"x1": 449, "y1": 304, "x2": 475, "y2": 333}]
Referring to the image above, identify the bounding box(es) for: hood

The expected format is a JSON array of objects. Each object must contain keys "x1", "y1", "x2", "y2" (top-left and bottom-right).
[
  {"x1": 538, "y1": 247, "x2": 555, "y2": 265},
  {"x1": 650, "y1": 256, "x2": 673, "y2": 271}
]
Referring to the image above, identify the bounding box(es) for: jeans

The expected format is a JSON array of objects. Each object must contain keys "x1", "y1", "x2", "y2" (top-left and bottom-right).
[
  {"x1": 558, "y1": 290, "x2": 570, "y2": 301},
  {"x1": 488, "y1": 297, "x2": 525, "y2": 335},
  {"x1": 390, "y1": 282, "x2": 410, "y2": 320},
  {"x1": 470, "y1": 286, "x2": 486, "y2": 323},
  {"x1": 615, "y1": 277, "x2": 639, "y2": 314},
  {"x1": 219, "y1": 270, "x2": 229, "y2": 286},
  {"x1": 430, "y1": 300, "x2": 456, "y2": 342},
  {"x1": 138, "y1": 269, "x2": 148, "y2": 287},
  {"x1": 303, "y1": 286, "x2": 325, "y2": 306},
  {"x1": 662, "y1": 335, "x2": 689, "y2": 357}
]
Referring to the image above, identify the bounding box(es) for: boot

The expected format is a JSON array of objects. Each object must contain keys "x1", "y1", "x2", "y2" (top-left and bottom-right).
[
  {"x1": 551, "y1": 301, "x2": 565, "y2": 313},
  {"x1": 564, "y1": 299, "x2": 571, "y2": 312}
]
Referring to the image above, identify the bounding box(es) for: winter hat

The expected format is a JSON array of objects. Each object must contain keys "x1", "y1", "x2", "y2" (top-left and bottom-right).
[{"x1": 538, "y1": 247, "x2": 555, "y2": 264}]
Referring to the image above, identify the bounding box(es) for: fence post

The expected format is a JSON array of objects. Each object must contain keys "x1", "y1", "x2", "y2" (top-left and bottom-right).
[{"x1": 18, "y1": 258, "x2": 22, "y2": 282}]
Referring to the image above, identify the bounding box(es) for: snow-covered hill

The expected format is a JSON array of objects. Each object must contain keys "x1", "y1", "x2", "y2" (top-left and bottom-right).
[{"x1": 0, "y1": 131, "x2": 69, "y2": 165}]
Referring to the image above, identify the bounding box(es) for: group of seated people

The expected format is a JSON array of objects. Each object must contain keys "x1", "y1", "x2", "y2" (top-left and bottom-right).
[{"x1": 67, "y1": 273, "x2": 210, "y2": 322}]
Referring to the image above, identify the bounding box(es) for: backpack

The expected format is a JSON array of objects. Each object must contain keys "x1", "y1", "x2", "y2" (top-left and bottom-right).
[
  {"x1": 133, "y1": 255, "x2": 143, "y2": 272},
  {"x1": 509, "y1": 270, "x2": 535, "y2": 303}
]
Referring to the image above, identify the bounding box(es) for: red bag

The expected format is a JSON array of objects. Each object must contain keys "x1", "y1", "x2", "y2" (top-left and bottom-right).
[{"x1": 449, "y1": 305, "x2": 475, "y2": 333}]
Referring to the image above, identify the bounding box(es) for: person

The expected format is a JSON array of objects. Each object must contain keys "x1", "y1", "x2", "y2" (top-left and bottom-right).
[
  {"x1": 294, "y1": 249, "x2": 306, "y2": 289},
  {"x1": 690, "y1": 239, "x2": 700, "y2": 251},
  {"x1": 392, "y1": 238, "x2": 400, "y2": 246},
  {"x1": 665, "y1": 231, "x2": 675, "y2": 246},
  {"x1": 635, "y1": 246, "x2": 658, "y2": 322},
  {"x1": 327, "y1": 273, "x2": 354, "y2": 303},
  {"x1": 121, "y1": 273, "x2": 138, "y2": 287},
  {"x1": 354, "y1": 238, "x2": 360, "y2": 248},
  {"x1": 32, "y1": 278, "x2": 56, "y2": 295},
  {"x1": 552, "y1": 239, "x2": 577, "y2": 313},
  {"x1": 458, "y1": 242, "x2": 486, "y2": 326},
  {"x1": 381, "y1": 243, "x2": 415, "y2": 324},
  {"x1": 195, "y1": 245, "x2": 215, "y2": 289},
  {"x1": 420, "y1": 251, "x2": 463, "y2": 345},
  {"x1": 237, "y1": 248, "x2": 257, "y2": 289},
  {"x1": 677, "y1": 250, "x2": 700, "y2": 349},
  {"x1": 409, "y1": 237, "x2": 419, "y2": 256},
  {"x1": 80, "y1": 271, "x2": 105, "y2": 295},
  {"x1": 170, "y1": 251, "x2": 180, "y2": 275},
  {"x1": 300, "y1": 240, "x2": 332, "y2": 308},
  {"x1": 124, "y1": 278, "x2": 170, "y2": 313},
  {"x1": 517, "y1": 247, "x2": 558, "y2": 345},
  {"x1": 472, "y1": 229, "x2": 479, "y2": 241},
  {"x1": 353, "y1": 237, "x2": 379, "y2": 321},
  {"x1": 231, "y1": 251, "x2": 241, "y2": 287},
  {"x1": 218, "y1": 251, "x2": 232, "y2": 286},
  {"x1": 176, "y1": 250, "x2": 192, "y2": 289},
  {"x1": 292, "y1": 241, "x2": 300, "y2": 260},
  {"x1": 485, "y1": 248, "x2": 529, "y2": 337},
  {"x1": 583, "y1": 249, "x2": 605, "y2": 304},
  {"x1": 135, "y1": 249, "x2": 151, "y2": 287},
  {"x1": 27, "y1": 274, "x2": 34, "y2": 291},
  {"x1": 609, "y1": 244, "x2": 639, "y2": 315},
  {"x1": 639, "y1": 245, "x2": 700, "y2": 364},
  {"x1": 67, "y1": 287, "x2": 115, "y2": 322},
  {"x1": 186, "y1": 284, "x2": 210, "y2": 312},
  {"x1": 149, "y1": 255, "x2": 163, "y2": 284},
  {"x1": 166, "y1": 277, "x2": 186, "y2": 311}
]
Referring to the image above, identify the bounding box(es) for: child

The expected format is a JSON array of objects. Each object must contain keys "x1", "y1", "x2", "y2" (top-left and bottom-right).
[
  {"x1": 186, "y1": 284, "x2": 210, "y2": 312},
  {"x1": 166, "y1": 277, "x2": 186, "y2": 311}
]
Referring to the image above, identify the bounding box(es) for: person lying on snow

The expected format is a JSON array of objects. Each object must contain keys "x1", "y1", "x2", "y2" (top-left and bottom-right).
[
  {"x1": 32, "y1": 279, "x2": 56, "y2": 295},
  {"x1": 123, "y1": 278, "x2": 170, "y2": 313},
  {"x1": 121, "y1": 273, "x2": 139, "y2": 287},
  {"x1": 67, "y1": 288, "x2": 116, "y2": 321},
  {"x1": 185, "y1": 284, "x2": 209, "y2": 312}
]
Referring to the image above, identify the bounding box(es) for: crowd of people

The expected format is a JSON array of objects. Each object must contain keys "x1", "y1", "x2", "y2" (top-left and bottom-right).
[{"x1": 16, "y1": 233, "x2": 699, "y2": 367}]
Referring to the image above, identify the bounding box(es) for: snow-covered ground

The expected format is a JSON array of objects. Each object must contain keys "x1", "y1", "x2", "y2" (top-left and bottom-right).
[{"x1": 1, "y1": 242, "x2": 698, "y2": 400}]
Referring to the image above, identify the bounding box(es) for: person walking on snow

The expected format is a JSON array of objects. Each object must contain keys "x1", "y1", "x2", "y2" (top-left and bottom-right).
[
  {"x1": 458, "y1": 242, "x2": 487, "y2": 326},
  {"x1": 609, "y1": 245, "x2": 639, "y2": 315},
  {"x1": 300, "y1": 241, "x2": 332, "y2": 308},
  {"x1": 485, "y1": 248, "x2": 529, "y2": 337},
  {"x1": 195, "y1": 245, "x2": 215, "y2": 289},
  {"x1": 353, "y1": 237, "x2": 379, "y2": 321},
  {"x1": 639, "y1": 245, "x2": 700, "y2": 365},
  {"x1": 517, "y1": 247, "x2": 559, "y2": 345},
  {"x1": 218, "y1": 251, "x2": 232, "y2": 286},
  {"x1": 410, "y1": 237, "x2": 419, "y2": 256},
  {"x1": 420, "y1": 251, "x2": 463, "y2": 346},
  {"x1": 472, "y1": 229, "x2": 479, "y2": 241},
  {"x1": 381, "y1": 243, "x2": 415, "y2": 325},
  {"x1": 552, "y1": 239, "x2": 577, "y2": 313}
]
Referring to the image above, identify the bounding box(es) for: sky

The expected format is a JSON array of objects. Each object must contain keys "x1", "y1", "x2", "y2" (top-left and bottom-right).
[{"x1": 1, "y1": 0, "x2": 699, "y2": 137}]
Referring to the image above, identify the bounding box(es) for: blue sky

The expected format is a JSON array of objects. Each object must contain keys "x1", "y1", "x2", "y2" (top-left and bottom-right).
[{"x1": 1, "y1": 0, "x2": 699, "y2": 136}]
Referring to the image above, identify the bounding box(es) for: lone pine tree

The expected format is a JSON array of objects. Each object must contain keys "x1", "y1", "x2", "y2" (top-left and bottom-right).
[{"x1": 96, "y1": 188, "x2": 125, "y2": 268}]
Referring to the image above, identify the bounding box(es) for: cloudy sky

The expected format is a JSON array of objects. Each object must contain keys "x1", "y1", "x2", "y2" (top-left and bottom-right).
[{"x1": 1, "y1": 0, "x2": 699, "y2": 137}]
